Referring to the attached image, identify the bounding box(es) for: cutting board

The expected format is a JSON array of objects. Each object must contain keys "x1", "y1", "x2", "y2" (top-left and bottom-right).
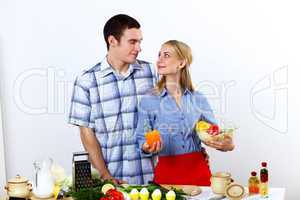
[
  {"x1": 160, "y1": 184, "x2": 202, "y2": 196},
  {"x1": 30, "y1": 196, "x2": 73, "y2": 200},
  {"x1": 0, "y1": 195, "x2": 74, "y2": 200}
]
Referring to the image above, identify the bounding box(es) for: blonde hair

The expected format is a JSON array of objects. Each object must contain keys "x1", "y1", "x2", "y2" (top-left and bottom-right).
[{"x1": 154, "y1": 40, "x2": 194, "y2": 94}]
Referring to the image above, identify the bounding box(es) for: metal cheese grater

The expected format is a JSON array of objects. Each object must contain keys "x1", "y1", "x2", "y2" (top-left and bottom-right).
[{"x1": 72, "y1": 151, "x2": 93, "y2": 191}]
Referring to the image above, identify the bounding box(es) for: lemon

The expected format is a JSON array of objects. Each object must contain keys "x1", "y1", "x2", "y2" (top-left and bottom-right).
[
  {"x1": 139, "y1": 187, "x2": 149, "y2": 200},
  {"x1": 130, "y1": 188, "x2": 139, "y2": 200},
  {"x1": 53, "y1": 185, "x2": 61, "y2": 199},
  {"x1": 151, "y1": 189, "x2": 162, "y2": 200},
  {"x1": 101, "y1": 183, "x2": 115, "y2": 194},
  {"x1": 121, "y1": 191, "x2": 131, "y2": 200},
  {"x1": 166, "y1": 190, "x2": 176, "y2": 200}
]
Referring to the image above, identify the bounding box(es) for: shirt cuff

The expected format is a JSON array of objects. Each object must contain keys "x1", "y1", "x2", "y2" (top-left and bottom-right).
[
  {"x1": 138, "y1": 139, "x2": 153, "y2": 158},
  {"x1": 68, "y1": 118, "x2": 95, "y2": 129}
]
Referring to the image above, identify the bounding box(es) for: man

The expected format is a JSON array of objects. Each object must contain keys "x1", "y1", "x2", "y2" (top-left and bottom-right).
[{"x1": 68, "y1": 14, "x2": 157, "y2": 184}]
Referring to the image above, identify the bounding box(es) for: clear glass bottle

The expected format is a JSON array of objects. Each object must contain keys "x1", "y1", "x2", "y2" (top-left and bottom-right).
[
  {"x1": 248, "y1": 171, "x2": 260, "y2": 195},
  {"x1": 259, "y1": 162, "x2": 269, "y2": 198}
]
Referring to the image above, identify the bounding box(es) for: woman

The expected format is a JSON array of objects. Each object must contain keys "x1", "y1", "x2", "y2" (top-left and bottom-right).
[{"x1": 136, "y1": 40, "x2": 234, "y2": 186}]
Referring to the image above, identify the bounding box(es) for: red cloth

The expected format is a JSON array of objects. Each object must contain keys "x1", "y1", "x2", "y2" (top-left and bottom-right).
[{"x1": 153, "y1": 152, "x2": 211, "y2": 186}]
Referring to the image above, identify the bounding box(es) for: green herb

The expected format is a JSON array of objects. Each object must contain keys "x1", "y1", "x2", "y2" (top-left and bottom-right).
[
  {"x1": 67, "y1": 186, "x2": 104, "y2": 200},
  {"x1": 66, "y1": 179, "x2": 115, "y2": 200}
]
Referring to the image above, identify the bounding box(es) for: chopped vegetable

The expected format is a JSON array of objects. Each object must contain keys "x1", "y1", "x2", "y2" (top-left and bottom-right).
[
  {"x1": 196, "y1": 121, "x2": 211, "y2": 132},
  {"x1": 68, "y1": 178, "x2": 186, "y2": 200},
  {"x1": 105, "y1": 189, "x2": 124, "y2": 200},
  {"x1": 207, "y1": 124, "x2": 220, "y2": 136}
]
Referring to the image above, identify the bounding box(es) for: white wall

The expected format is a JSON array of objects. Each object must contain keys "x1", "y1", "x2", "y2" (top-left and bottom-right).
[
  {"x1": 0, "y1": 0, "x2": 299, "y2": 199},
  {"x1": 0, "y1": 103, "x2": 6, "y2": 196}
]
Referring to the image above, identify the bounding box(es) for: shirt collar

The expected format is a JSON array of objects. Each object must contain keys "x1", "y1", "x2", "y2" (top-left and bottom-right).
[
  {"x1": 99, "y1": 56, "x2": 142, "y2": 78},
  {"x1": 183, "y1": 88, "x2": 193, "y2": 95},
  {"x1": 98, "y1": 57, "x2": 113, "y2": 77},
  {"x1": 159, "y1": 88, "x2": 168, "y2": 97},
  {"x1": 159, "y1": 87, "x2": 193, "y2": 97}
]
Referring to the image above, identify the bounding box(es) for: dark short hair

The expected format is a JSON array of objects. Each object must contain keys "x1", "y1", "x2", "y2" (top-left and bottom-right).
[{"x1": 103, "y1": 14, "x2": 140, "y2": 50}]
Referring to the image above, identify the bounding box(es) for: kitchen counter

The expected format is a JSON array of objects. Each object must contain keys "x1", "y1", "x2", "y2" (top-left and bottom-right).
[
  {"x1": 1, "y1": 187, "x2": 285, "y2": 200},
  {"x1": 189, "y1": 187, "x2": 285, "y2": 200}
]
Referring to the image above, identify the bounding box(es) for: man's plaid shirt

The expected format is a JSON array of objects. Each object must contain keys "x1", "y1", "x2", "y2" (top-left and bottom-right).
[{"x1": 69, "y1": 58, "x2": 157, "y2": 184}]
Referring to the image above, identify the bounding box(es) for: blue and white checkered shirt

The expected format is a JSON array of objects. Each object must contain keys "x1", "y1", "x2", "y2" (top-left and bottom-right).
[{"x1": 69, "y1": 57, "x2": 157, "y2": 184}]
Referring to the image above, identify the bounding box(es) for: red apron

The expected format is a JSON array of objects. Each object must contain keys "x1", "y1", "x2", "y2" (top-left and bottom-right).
[{"x1": 153, "y1": 152, "x2": 211, "y2": 186}]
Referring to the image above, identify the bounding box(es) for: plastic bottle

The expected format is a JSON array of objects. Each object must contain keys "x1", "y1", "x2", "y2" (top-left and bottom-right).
[
  {"x1": 259, "y1": 162, "x2": 269, "y2": 198},
  {"x1": 248, "y1": 171, "x2": 260, "y2": 195}
]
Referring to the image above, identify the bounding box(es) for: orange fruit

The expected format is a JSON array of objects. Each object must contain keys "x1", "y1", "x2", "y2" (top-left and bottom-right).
[{"x1": 145, "y1": 130, "x2": 161, "y2": 146}]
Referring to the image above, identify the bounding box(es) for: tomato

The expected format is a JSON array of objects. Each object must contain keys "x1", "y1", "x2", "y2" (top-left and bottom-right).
[
  {"x1": 207, "y1": 124, "x2": 220, "y2": 136},
  {"x1": 105, "y1": 189, "x2": 124, "y2": 200}
]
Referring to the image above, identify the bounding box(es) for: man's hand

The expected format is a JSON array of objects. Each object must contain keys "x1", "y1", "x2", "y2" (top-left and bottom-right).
[
  {"x1": 101, "y1": 172, "x2": 127, "y2": 185},
  {"x1": 204, "y1": 135, "x2": 235, "y2": 152},
  {"x1": 142, "y1": 141, "x2": 163, "y2": 154},
  {"x1": 79, "y1": 127, "x2": 127, "y2": 185}
]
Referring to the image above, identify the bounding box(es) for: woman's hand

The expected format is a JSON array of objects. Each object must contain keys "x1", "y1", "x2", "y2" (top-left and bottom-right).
[
  {"x1": 204, "y1": 135, "x2": 235, "y2": 152},
  {"x1": 142, "y1": 141, "x2": 163, "y2": 154}
]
